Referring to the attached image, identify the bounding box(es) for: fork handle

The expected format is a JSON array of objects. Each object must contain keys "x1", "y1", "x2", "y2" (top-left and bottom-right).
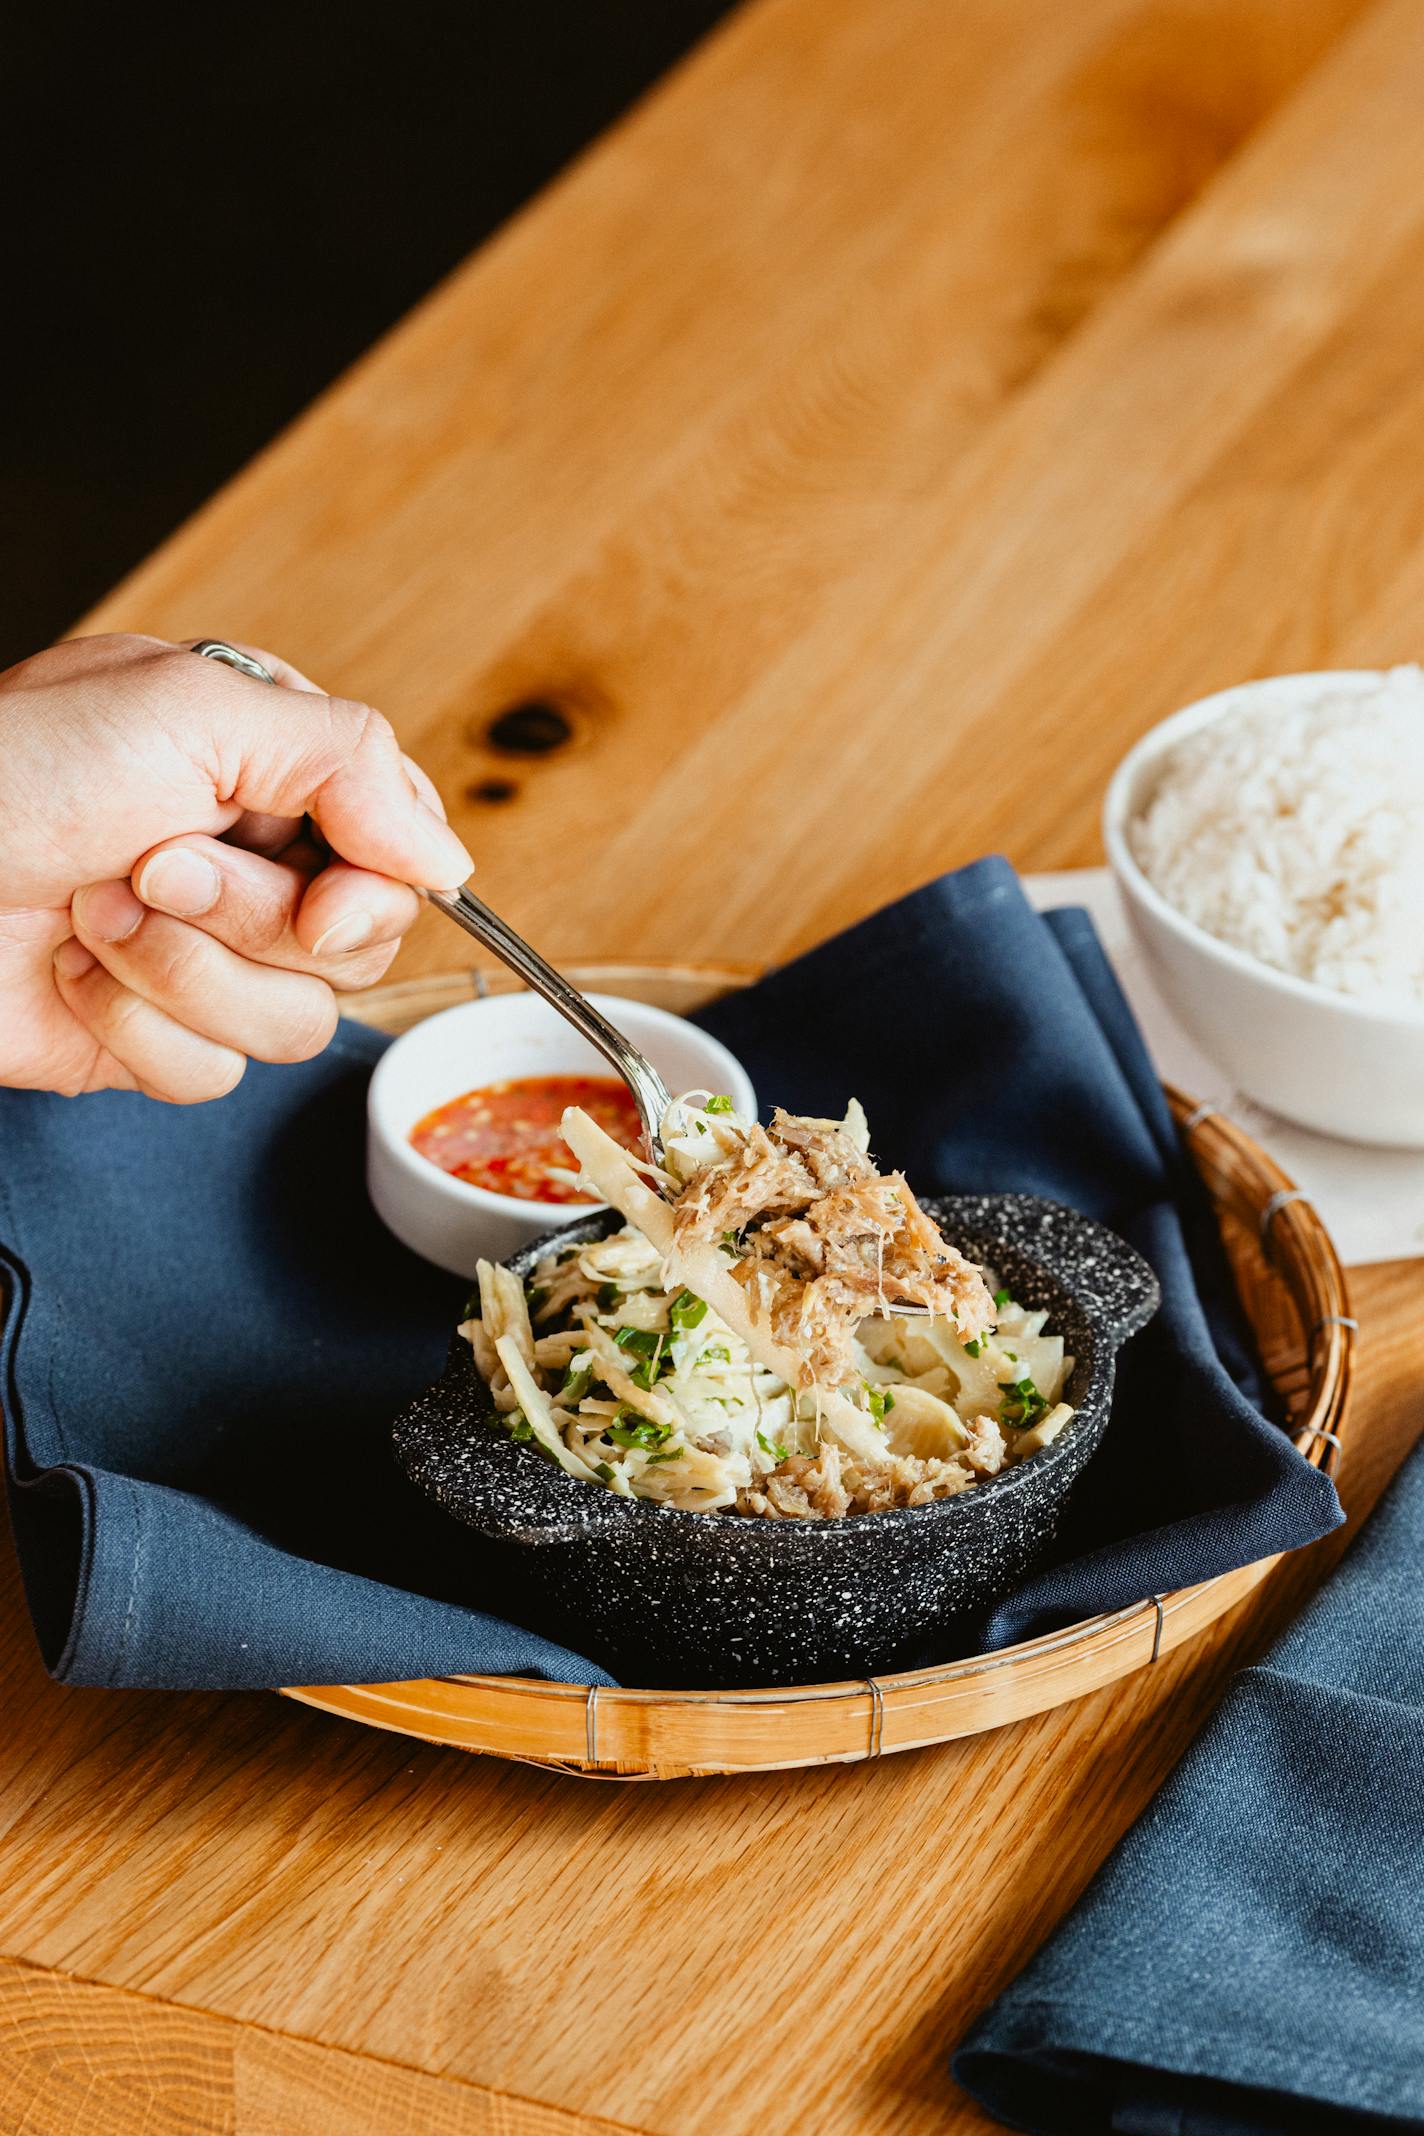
[{"x1": 423, "y1": 884, "x2": 672, "y2": 1158}]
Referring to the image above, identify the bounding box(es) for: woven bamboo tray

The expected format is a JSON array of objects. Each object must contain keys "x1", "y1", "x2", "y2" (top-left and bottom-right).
[{"x1": 282, "y1": 962, "x2": 1353, "y2": 1779}]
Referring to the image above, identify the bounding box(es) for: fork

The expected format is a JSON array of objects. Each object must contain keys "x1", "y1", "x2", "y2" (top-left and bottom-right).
[
  {"x1": 429, "y1": 887, "x2": 933, "y2": 1313},
  {"x1": 425, "y1": 884, "x2": 675, "y2": 1170}
]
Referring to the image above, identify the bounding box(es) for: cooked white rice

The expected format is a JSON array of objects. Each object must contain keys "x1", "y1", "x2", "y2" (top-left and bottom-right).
[{"x1": 1128, "y1": 667, "x2": 1424, "y2": 1012}]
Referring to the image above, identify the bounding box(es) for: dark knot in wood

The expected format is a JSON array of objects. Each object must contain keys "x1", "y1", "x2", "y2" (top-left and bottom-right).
[{"x1": 484, "y1": 701, "x2": 574, "y2": 756}]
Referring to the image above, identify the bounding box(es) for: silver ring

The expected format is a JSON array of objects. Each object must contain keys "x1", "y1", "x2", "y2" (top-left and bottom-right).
[{"x1": 190, "y1": 639, "x2": 276, "y2": 685}]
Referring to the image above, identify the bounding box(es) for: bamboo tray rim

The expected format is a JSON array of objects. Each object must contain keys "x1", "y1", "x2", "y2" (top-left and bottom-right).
[{"x1": 283, "y1": 962, "x2": 1352, "y2": 1776}]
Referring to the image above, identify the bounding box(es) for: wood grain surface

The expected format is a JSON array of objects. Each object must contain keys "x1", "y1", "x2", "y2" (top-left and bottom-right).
[
  {"x1": 0, "y1": 1957, "x2": 635, "y2": 2135},
  {"x1": 7, "y1": 0, "x2": 1424, "y2": 2128}
]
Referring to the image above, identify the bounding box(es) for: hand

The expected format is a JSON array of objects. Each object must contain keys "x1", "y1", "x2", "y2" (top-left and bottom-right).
[{"x1": 0, "y1": 633, "x2": 472, "y2": 1101}]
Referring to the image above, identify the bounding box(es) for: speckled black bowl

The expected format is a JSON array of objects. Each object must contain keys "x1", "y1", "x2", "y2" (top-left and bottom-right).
[{"x1": 393, "y1": 1195, "x2": 1159, "y2": 1688}]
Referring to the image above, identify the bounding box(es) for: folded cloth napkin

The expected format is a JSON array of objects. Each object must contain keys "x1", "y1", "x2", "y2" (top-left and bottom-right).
[
  {"x1": 955, "y1": 1433, "x2": 1424, "y2": 2135},
  {"x1": 0, "y1": 856, "x2": 1340, "y2": 1688},
  {"x1": 0, "y1": 1024, "x2": 612, "y2": 1689},
  {"x1": 698, "y1": 857, "x2": 1340, "y2": 1659}
]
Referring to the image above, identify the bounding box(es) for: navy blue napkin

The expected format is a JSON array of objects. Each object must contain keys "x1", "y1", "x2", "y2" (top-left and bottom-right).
[
  {"x1": 0, "y1": 1027, "x2": 613, "y2": 1688},
  {"x1": 698, "y1": 857, "x2": 1340, "y2": 1658},
  {"x1": 0, "y1": 856, "x2": 1339, "y2": 1688},
  {"x1": 955, "y1": 1433, "x2": 1424, "y2": 2134}
]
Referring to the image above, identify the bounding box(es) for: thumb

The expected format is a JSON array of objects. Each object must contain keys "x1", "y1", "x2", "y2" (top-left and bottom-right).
[{"x1": 199, "y1": 672, "x2": 472, "y2": 890}]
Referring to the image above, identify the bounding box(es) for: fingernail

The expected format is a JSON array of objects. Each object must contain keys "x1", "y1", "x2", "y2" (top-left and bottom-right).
[
  {"x1": 54, "y1": 939, "x2": 97, "y2": 980},
  {"x1": 73, "y1": 879, "x2": 145, "y2": 943},
  {"x1": 137, "y1": 849, "x2": 221, "y2": 916},
  {"x1": 312, "y1": 911, "x2": 374, "y2": 957}
]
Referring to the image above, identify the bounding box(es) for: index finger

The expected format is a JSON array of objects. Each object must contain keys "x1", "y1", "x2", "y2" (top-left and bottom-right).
[
  {"x1": 176, "y1": 638, "x2": 326, "y2": 855},
  {"x1": 152, "y1": 645, "x2": 472, "y2": 889}
]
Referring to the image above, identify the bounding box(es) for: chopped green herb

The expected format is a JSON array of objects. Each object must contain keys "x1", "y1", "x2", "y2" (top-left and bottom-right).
[
  {"x1": 993, "y1": 1286, "x2": 1012, "y2": 1310},
  {"x1": 607, "y1": 1414, "x2": 675, "y2": 1450},
  {"x1": 525, "y1": 1284, "x2": 549, "y2": 1316},
  {"x1": 864, "y1": 1382, "x2": 897, "y2": 1427},
  {"x1": 670, "y1": 1288, "x2": 708, "y2": 1331},
  {"x1": 719, "y1": 1228, "x2": 742, "y2": 1256},
  {"x1": 630, "y1": 1352, "x2": 676, "y2": 1391},
  {"x1": 756, "y1": 1429, "x2": 790, "y2": 1464},
  {"x1": 612, "y1": 1326, "x2": 672, "y2": 1390},
  {"x1": 695, "y1": 1120, "x2": 708, "y2": 1134},
  {"x1": 963, "y1": 1338, "x2": 983, "y2": 1358},
  {"x1": 700, "y1": 1342, "x2": 731, "y2": 1364},
  {"x1": 504, "y1": 1410, "x2": 535, "y2": 1443},
  {"x1": 1000, "y1": 1373, "x2": 1048, "y2": 1430},
  {"x1": 597, "y1": 1282, "x2": 621, "y2": 1312},
  {"x1": 558, "y1": 1362, "x2": 593, "y2": 1404},
  {"x1": 705, "y1": 1094, "x2": 734, "y2": 1113},
  {"x1": 614, "y1": 1326, "x2": 661, "y2": 1357},
  {"x1": 463, "y1": 1289, "x2": 481, "y2": 1319},
  {"x1": 593, "y1": 1461, "x2": 615, "y2": 1484},
  {"x1": 645, "y1": 1447, "x2": 685, "y2": 1466}
]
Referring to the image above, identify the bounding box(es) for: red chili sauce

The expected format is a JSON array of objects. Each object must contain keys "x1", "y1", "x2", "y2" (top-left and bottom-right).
[{"x1": 409, "y1": 1074, "x2": 643, "y2": 1203}]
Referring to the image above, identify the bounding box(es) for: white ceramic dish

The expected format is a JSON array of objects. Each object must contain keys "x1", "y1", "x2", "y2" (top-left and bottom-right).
[
  {"x1": 367, "y1": 991, "x2": 757, "y2": 1274},
  {"x1": 1104, "y1": 670, "x2": 1424, "y2": 1149}
]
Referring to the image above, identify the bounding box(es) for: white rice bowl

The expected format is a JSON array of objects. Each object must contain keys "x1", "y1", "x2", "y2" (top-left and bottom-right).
[
  {"x1": 1104, "y1": 670, "x2": 1424, "y2": 1147},
  {"x1": 1127, "y1": 666, "x2": 1424, "y2": 1015}
]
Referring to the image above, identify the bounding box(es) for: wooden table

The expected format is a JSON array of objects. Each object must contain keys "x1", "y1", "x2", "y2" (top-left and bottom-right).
[{"x1": 5, "y1": 0, "x2": 1424, "y2": 2127}]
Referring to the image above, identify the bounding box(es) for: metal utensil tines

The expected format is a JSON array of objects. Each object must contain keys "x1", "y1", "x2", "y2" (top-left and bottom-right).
[{"x1": 424, "y1": 884, "x2": 674, "y2": 1168}]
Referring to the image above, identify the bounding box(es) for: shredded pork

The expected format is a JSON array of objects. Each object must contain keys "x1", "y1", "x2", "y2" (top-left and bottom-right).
[
  {"x1": 463, "y1": 1094, "x2": 1077, "y2": 1522},
  {"x1": 734, "y1": 1437, "x2": 991, "y2": 1519},
  {"x1": 671, "y1": 1107, "x2": 993, "y2": 1391}
]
